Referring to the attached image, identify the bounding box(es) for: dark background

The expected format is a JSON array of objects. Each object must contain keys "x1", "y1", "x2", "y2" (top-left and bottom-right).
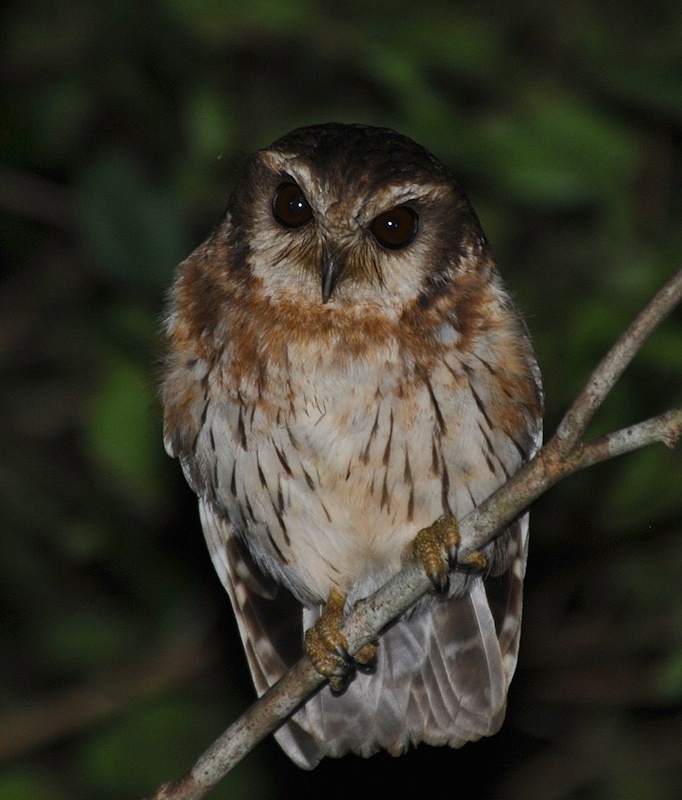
[{"x1": 1, "y1": 1, "x2": 681, "y2": 798}]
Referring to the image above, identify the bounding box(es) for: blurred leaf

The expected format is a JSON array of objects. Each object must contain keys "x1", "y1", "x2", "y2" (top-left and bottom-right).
[
  {"x1": 77, "y1": 698, "x2": 273, "y2": 799},
  {"x1": 655, "y1": 644, "x2": 682, "y2": 701},
  {"x1": 55, "y1": 519, "x2": 110, "y2": 561},
  {"x1": 82, "y1": 348, "x2": 164, "y2": 512},
  {"x1": 40, "y1": 607, "x2": 132, "y2": 673},
  {"x1": 36, "y1": 79, "x2": 93, "y2": 160},
  {"x1": 481, "y1": 91, "x2": 636, "y2": 206},
  {"x1": 638, "y1": 327, "x2": 682, "y2": 374},
  {"x1": 183, "y1": 82, "x2": 235, "y2": 165},
  {"x1": 601, "y1": 446, "x2": 682, "y2": 530},
  {"x1": 78, "y1": 152, "x2": 188, "y2": 289},
  {"x1": 0, "y1": 770, "x2": 69, "y2": 800},
  {"x1": 165, "y1": 0, "x2": 318, "y2": 36}
]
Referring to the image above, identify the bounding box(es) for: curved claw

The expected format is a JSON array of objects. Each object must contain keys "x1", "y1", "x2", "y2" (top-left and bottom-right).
[
  {"x1": 412, "y1": 515, "x2": 489, "y2": 591},
  {"x1": 304, "y1": 588, "x2": 380, "y2": 692},
  {"x1": 413, "y1": 515, "x2": 461, "y2": 593},
  {"x1": 427, "y1": 568, "x2": 449, "y2": 594},
  {"x1": 304, "y1": 588, "x2": 358, "y2": 692},
  {"x1": 334, "y1": 643, "x2": 352, "y2": 664}
]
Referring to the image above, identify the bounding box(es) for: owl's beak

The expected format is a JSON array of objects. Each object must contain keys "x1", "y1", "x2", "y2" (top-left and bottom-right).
[{"x1": 321, "y1": 248, "x2": 347, "y2": 303}]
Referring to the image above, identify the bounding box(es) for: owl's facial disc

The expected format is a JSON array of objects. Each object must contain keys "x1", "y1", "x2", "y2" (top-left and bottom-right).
[{"x1": 261, "y1": 152, "x2": 438, "y2": 304}]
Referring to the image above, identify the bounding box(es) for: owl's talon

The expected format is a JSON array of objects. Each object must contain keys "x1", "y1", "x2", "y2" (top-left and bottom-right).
[
  {"x1": 355, "y1": 641, "x2": 378, "y2": 669},
  {"x1": 461, "y1": 551, "x2": 488, "y2": 571},
  {"x1": 329, "y1": 674, "x2": 350, "y2": 693},
  {"x1": 335, "y1": 644, "x2": 352, "y2": 664},
  {"x1": 413, "y1": 515, "x2": 486, "y2": 590},
  {"x1": 432, "y1": 571, "x2": 449, "y2": 593},
  {"x1": 304, "y1": 587, "x2": 358, "y2": 691},
  {"x1": 413, "y1": 515, "x2": 461, "y2": 593},
  {"x1": 304, "y1": 589, "x2": 379, "y2": 690}
]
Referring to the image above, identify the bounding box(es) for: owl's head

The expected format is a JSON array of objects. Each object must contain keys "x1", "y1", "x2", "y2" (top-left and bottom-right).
[{"x1": 225, "y1": 123, "x2": 489, "y2": 310}]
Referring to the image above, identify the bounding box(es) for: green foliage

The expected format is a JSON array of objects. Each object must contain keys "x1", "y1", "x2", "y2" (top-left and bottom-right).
[
  {"x1": 0, "y1": 770, "x2": 70, "y2": 800},
  {"x1": 83, "y1": 345, "x2": 165, "y2": 512},
  {"x1": 78, "y1": 153, "x2": 188, "y2": 289},
  {"x1": 76, "y1": 698, "x2": 271, "y2": 799},
  {"x1": 1, "y1": 0, "x2": 681, "y2": 798}
]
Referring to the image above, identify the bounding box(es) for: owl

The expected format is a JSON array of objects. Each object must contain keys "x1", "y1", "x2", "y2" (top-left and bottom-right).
[{"x1": 162, "y1": 123, "x2": 543, "y2": 769}]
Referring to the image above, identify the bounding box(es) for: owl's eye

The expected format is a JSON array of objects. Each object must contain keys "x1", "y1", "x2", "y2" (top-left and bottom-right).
[
  {"x1": 369, "y1": 206, "x2": 418, "y2": 250},
  {"x1": 272, "y1": 182, "x2": 314, "y2": 228}
]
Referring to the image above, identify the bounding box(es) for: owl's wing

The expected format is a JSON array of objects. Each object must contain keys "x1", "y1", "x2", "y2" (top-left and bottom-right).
[
  {"x1": 199, "y1": 500, "x2": 304, "y2": 694},
  {"x1": 164, "y1": 357, "x2": 306, "y2": 697}
]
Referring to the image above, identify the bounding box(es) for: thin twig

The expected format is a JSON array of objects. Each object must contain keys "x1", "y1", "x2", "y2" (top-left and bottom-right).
[
  {"x1": 553, "y1": 268, "x2": 682, "y2": 448},
  {"x1": 575, "y1": 408, "x2": 682, "y2": 467},
  {"x1": 146, "y1": 267, "x2": 682, "y2": 800}
]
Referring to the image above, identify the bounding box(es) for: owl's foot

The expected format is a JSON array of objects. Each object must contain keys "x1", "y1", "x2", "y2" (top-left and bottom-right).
[
  {"x1": 304, "y1": 587, "x2": 377, "y2": 692},
  {"x1": 413, "y1": 515, "x2": 487, "y2": 592}
]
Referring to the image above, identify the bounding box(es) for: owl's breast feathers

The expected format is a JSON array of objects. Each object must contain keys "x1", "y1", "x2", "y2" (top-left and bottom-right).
[{"x1": 163, "y1": 236, "x2": 541, "y2": 605}]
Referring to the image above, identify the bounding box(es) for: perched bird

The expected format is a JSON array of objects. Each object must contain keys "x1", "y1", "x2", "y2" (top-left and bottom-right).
[{"x1": 162, "y1": 123, "x2": 543, "y2": 768}]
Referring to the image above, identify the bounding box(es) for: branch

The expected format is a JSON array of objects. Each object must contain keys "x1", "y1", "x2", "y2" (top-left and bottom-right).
[{"x1": 146, "y1": 267, "x2": 682, "y2": 800}]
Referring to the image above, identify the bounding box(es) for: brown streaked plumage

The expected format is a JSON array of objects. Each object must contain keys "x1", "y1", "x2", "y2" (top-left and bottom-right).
[{"x1": 162, "y1": 123, "x2": 543, "y2": 768}]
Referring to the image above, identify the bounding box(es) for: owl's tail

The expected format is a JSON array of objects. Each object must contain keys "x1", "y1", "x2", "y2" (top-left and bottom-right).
[{"x1": 275, "y1": 574, "x2": 519, "y2": 769}]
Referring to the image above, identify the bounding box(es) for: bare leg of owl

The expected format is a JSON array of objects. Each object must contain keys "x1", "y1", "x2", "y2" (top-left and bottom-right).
[
  {"x1": 304, "y1": 587, "x2": 377, "y2": 692},
  {"x1": 413, "y1": 515, "x2": 487, "y2": 592}
]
